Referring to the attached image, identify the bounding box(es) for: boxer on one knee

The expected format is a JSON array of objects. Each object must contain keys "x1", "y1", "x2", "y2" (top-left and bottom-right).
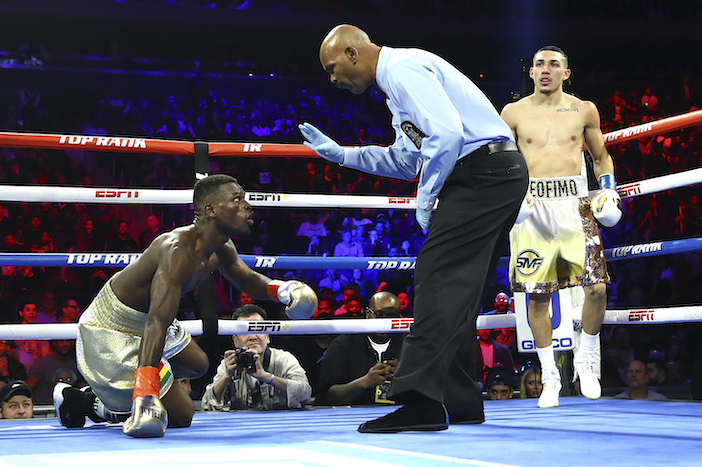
[
  {"x1": 501, "y1": 46, "x2": 621, "y2": 408},
  {"x1": 53, "y1": 174, "x2": 317, "y2": 437}
]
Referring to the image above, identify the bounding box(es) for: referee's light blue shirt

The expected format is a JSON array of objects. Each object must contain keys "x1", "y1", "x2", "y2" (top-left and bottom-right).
[{"x1": 342, "y1": 46, "x2": 514, "y2": 211}]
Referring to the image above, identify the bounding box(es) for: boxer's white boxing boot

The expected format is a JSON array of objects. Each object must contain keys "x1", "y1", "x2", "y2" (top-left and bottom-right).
[
  {"x1": 574, "y1": 347, "x2": 602, "y2": 400},
  {"x1": 538, "y1": 369, "x2": 561, "y2": 408},
  {"x1": 123, "y1": 395, "x2": 168, "y2": 438}
]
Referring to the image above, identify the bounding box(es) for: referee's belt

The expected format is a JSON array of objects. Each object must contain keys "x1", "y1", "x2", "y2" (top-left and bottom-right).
[{"x1": 460, "y1": 141, "x2": 519, "y2": 162}]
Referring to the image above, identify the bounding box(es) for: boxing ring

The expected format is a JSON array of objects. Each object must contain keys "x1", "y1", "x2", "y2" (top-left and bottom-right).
[{"x1": 1, "y1": 110, "x2": 702, "y2": 466}]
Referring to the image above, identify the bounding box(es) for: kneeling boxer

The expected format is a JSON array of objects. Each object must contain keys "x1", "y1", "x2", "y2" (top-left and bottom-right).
[{"x1": 54, "y1": 174, "x2": 316, "y2": 437}]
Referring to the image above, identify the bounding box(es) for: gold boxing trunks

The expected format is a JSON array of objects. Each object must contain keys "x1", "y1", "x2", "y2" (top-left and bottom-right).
[
  {"x1": 76, "y1": 275, "x2": 191, "y2": 412},
  {"x1": 509, "y1": 174, "x2": 610, "y2": 294}
]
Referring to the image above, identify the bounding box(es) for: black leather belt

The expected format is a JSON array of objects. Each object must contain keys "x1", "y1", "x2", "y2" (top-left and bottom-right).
[{"x1": 457, "y1": 141, "x2": 519, "y2": 165}]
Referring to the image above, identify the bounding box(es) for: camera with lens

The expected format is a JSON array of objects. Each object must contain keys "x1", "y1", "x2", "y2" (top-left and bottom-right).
[{"x1": 234, "y1": 346, "x2": 256, "y2": 370}]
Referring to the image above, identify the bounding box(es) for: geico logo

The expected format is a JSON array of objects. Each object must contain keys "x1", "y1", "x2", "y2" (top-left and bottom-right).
[
  {"x1": 95, "y1": 190, "x2": 139, "y2": 198},
  {"x1": 390, "y1": 319, "x2": 413, "y2": 330},
  {"x1": 247, "y1": 321, "x2": 287, "y2": 332},
  {"x1": 246, "y1": 193, "x2": 283, "y2": 202},
  {"x1": 628, "y1": 311, "x2": 655, "y2": 321},
  {"x1": 58, "y1": 135, "x2": 147, "y2": 148},
  {"x1": 366, "y1": 260, "x2": 415, "y2": 270},
  {"x1": 522, "y1": 337, "x2": 572, "y2": 350},
  {"x1": 617, "y1": 183, "x2": 641, "y2": 197},
  {"x1": 388, "y1": 197, "x2": 413, "y2": 204},
  {"x1": 515, "y1": 249, "x2": 543, "y2": 277}
]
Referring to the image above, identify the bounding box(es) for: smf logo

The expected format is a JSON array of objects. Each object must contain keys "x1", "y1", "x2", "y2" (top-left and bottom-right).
[
  {"x1": 247, "y1": 321, "x2": 289, "y2": 332},
  {"x1": 515, "y1": 249, "x2": 543, "y2": 277}
]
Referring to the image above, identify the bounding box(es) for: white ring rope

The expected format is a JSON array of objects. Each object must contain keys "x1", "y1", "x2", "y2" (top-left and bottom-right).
[
  {"x1": 0, "y1": 166, "x2": 699, "y2": 207},
  {"x1": 1, "y1": 306, "x2": 701, "y2": 340}
]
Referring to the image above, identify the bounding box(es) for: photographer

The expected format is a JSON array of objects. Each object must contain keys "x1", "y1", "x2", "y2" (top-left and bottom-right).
[
  {"x1": 317, "y1": 292, "x2": 405, "y2": 406},
  {"x1": 201, "y1": 305, "x2": 311, "y2": 411}
]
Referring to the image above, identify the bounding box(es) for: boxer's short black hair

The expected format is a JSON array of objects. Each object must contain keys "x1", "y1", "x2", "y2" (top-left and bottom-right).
[
  {"x1": 193, "y1": 174, "x2": 239, "y2": 211},
  {"x1": 534, "y1": 45, "x2": 568, "y2": 68}
]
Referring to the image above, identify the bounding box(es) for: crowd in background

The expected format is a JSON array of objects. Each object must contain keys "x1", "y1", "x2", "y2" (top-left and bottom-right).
[{"x1": 1, "y1": 19, "x2": 702, "y2": 409}]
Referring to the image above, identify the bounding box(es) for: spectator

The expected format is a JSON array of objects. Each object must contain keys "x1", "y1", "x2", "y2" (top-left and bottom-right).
[
  {"x1": 317, "y1": 291, "x2": 404, "y2": 405},
  {"x1": 310, "y1": 298, "x2": 335, "y2": 320},
  {"x1": 74, "y1": 219, "x2": 101, "y2": 252},
  {"x1": 351, "y1": 224, "x2": 367, "y2": 245},
  {"x1": 201, "y1": 305, "x2": 311, "y2": 410},
  {"x1": 18, "y1": 216, "x2": 44, "y2": 251},
  {"x1": 519, "y1": 366, "x2": 543, "y2": 399},
  {"x1": 641, "y1": 88, "x2": 659, "y2": 114},
  {"x1": 139, "y1": 215, "x2": 163, "y2": 249},
  {"x1": 362, "y1": 229, "x2": 387, "y2": 256},
  {"x1": 614, "y1": 360, "x2": 668, "y2": 401},
  {"x1": 333, "y1": 287, "x2": 360, "y2": 316},
  {"x1": 350, "y1": 268, "x2": 376, "y2": 299},
  {"x1": 26, "y1": 339, "x2": 81, "y2": 405},
  {"x1": 15, "y1": 300, "x2": 50, "y2": 360},
  {"x1": 335, "y1": 293, "x2": 364, "y2": 319},
  {"x1": 333, "y1": 229, "x2": 363, "y2": 257},
  {"x1": 35, "y1": 291, "x2": 59, "y2": 324},
  {"x1": 397, "y1": 291, "x2": 413, "y2": 317},
  {"x1": 296, "y1": 211, "x2": 328, "y2": 239},
  {"x1": 482, "y1": 292, "x2": 516, "y2": 352},
  {"x1": 57, "y1": 298, "x2": 81, "y2": 324},
  {"x1": 485, "y1": 366, "x2": 515, "y2": 400},
  {"x1": 646, "y1": 358, "x2": 669, "y2": 386},
  {"x1": 104, "y1": 220, "x2": 138, "y2": 252},
  {"x1": 477, "y1": 327, "x2": 515, "y2": 386},
  {"x1": 0, "y1": 380, "x2": 33, "y2": 419},
  {"x1": 305, "y1": 235, "x2": 324, "y2": 256},
  {"x1": 0, "y1": 340, "x2": 27, "y2": 380},
  {"x1": 318, "y1": 269, "x2": 347, "y2": 301}
]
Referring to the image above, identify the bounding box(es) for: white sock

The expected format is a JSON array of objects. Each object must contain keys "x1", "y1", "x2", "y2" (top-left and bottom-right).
[
  {"x1": 536, "y1": 344, "x2": 557, "y2": 373},
  {"x1": 580, "y1": 331, "x2": 598, "y2": 352}
]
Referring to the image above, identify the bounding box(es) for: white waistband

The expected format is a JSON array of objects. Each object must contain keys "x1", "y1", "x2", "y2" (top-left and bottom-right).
[{"x1": 529, "y1": 175, "x2": 588, "y2": 199}]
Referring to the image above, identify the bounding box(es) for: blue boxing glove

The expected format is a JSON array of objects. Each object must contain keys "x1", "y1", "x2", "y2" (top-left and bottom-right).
[
  {"x1": 416, "y1": 206, "x2": 432, "y2": 232},
  {"x1": 298, "y1": 122, "x2": 345, "y2": 164}
]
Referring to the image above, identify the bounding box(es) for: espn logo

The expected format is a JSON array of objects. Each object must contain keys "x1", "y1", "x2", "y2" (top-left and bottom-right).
[
  {"x1": 96, "y1": 190, "x2": 139, "y2": 198},
  {"x1": 618, "y1": 183, "x2": 641, "y2": 197},
  {"x1": 628, "y1": 311, "x2": 655, "y2": 321},
  {"x1": 247, "y1": 321, "x2": 289, "y2": 332},
  {"x1": 246, "y1": 193, "x2": 286, "y2": 202},
  {"x1": 390, "y1": 319, "x2": 413, "y2": 330},
  {"x1": 388, "y1": 197, "x2": 414, "y2": 204},
  {"x1": 515, "y1": 249, "x2": 543, "y2": 277}
]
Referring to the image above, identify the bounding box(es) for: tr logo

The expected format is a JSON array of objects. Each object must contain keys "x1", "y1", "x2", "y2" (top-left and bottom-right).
[{"x1": 515, "y1": 249, "x2": 543, "y2": 277}]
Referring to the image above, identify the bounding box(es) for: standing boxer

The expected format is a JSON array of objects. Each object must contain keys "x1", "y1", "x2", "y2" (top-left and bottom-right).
[
  {"x1": 53, "y1": 174, "x2": 317, "y2": 437},
  {"x1": 501, "y1": 46, "x2": 621, "y2": 408},
  {"x1": 300, "y1": 24, "x2": 528, "y2": 432}
]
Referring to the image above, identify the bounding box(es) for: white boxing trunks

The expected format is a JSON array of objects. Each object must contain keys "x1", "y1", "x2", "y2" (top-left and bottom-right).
[
  {"x1": 509, "y1": 174, "x2": 610, "y2": 294},
  {"x1": 76, "y1": 275, "x2": 191, "y2": 412}
]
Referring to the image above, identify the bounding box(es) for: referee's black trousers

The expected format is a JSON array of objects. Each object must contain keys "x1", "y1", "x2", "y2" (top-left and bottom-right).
[{"x1": 388, "y1": 144, "x2": 528, "y2": 417}]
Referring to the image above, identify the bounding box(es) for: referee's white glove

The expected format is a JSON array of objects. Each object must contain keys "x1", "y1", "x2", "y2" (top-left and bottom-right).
[{"x1": 298, "y1": 122, "x2": 345, "y2": 164}]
